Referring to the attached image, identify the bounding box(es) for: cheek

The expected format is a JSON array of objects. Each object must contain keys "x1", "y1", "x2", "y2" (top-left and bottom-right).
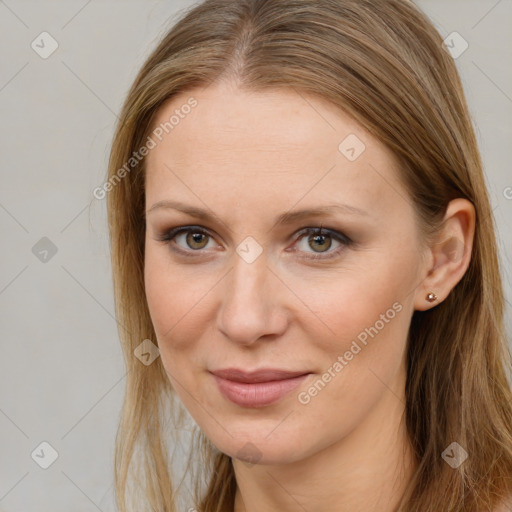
[
  {"x1": 144, "y1": 257, "x2": 202, "y2": 393},
  {"x1": 305, "y1": 285, "x2": 409, "y2": 402},
  {"x1": 287, "y1": 256, "x2": 413, "y2": 350},
  {"x1": 144, "y1": 254, "x2": 172, "y2": 336},
  {"x1": 289, "y1": 273, "x2": 412, "y2": 448},
  {"x1": 144, "y1": 248, "x2": 216, "y2": 358},
  {"x1": 285, "y1": 255, "x2": 415, "y2": 411}
]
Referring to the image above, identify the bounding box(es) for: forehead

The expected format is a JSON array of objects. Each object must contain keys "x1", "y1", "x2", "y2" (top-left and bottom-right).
[{"x1": 144, "y1": 81, "x2": 409, "y2": 221}]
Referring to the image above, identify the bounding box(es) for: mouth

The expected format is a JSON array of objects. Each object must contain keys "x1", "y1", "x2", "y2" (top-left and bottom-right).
[{"x1": 209, "y1": 368, "x2": 312, "y2": 408}]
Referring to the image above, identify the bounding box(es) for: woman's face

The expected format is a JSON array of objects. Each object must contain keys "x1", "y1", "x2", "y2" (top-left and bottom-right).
[{"x1": 144, "y1": 80, "x2": 428, "y2": 465}]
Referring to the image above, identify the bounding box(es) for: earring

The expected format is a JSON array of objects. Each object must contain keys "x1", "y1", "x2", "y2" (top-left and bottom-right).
[{"x1": 426, "y1": 292, "x2": 437, "y2": 303}]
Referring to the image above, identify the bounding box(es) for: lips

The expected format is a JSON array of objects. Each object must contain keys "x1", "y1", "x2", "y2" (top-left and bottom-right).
[
  {"x1": 211, "y1": 368, "x2": 309, "y2": 383},
  {"x1": 210, "y1": 368, "x2": 311, "y2": 407}
]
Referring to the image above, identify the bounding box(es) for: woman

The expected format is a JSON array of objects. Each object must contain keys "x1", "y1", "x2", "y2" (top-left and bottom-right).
[{"x1": 106, "y1": 0, "x2": 512, "y2": 510}]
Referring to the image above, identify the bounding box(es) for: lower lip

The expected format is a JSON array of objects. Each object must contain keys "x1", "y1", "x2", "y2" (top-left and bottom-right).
[{"x1": 212, "y1": 373, "x2": 310, "y2": 408}]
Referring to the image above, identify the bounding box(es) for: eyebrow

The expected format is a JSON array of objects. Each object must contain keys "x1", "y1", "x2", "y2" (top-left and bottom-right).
[{"x1": 145, "y1": 200, "x2": 368, "y2": 226}]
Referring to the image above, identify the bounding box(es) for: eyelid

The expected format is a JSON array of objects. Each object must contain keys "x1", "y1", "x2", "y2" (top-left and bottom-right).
[{"x1": 156, "y1": 224, "x2": 352, "y2": 260}]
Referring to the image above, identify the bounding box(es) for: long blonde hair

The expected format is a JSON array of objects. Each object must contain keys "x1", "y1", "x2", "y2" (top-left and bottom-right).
[{"x1": 106, "y1": 0, "x2": 512, "y2": 510}]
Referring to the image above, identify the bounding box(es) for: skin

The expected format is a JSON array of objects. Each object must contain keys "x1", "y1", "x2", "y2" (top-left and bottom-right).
[{"x1": 143, "y1": 79, "x2": 475, "y2": 512}]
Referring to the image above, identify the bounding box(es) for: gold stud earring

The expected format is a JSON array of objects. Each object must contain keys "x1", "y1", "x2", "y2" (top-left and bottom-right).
[{"x1": 426, "y1": 292, "x2": 437, "y2": 303}]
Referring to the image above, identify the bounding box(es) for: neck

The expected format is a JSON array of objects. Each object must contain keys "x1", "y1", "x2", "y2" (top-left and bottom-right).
[{"x1": 232, "y1": 373, "x2": 418, "y2": 512}]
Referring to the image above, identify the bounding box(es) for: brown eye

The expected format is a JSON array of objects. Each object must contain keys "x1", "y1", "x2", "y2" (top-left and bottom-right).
[
  {"x1": 292, "y1": 226, "x2": 352, "y2": 261},
  {"x1": 185, "y1": 231, "x2": 209, "y2": 250},
  {"x1": 307, "y1": 232, "x2": 332, "y2": 253},
  {"x1": 157, "y1": 226, "x2": 217, "y2": 256}
]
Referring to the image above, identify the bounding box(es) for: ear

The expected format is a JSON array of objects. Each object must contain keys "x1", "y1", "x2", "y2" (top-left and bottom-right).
[{"x1": 414, "y1": 198, "x2": 476, "y2": 311}]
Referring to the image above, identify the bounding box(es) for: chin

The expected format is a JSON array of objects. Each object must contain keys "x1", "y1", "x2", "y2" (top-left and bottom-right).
[{"x1": 209, "y1": 428, "x2": 310, "y2": 466}]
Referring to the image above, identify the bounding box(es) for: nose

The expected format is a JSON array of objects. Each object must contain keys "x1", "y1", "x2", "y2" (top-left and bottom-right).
[{"x1": 216, "y1": 250, "x2": 288, "y2": 346}]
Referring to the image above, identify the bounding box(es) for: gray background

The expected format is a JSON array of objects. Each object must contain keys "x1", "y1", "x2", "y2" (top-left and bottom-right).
[{"x1": 0, "y1": 1, "x2": 511, "y2": 511}]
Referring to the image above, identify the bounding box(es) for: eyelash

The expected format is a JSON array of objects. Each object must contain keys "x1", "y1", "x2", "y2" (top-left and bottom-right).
[{"x1": 156, "y1": 224, "x2": 353, "y2": 261}]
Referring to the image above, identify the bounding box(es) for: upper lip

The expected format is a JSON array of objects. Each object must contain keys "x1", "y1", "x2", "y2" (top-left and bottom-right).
[{"x1": 210, "y1": 368, "x2": 310, "y2": 383}]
